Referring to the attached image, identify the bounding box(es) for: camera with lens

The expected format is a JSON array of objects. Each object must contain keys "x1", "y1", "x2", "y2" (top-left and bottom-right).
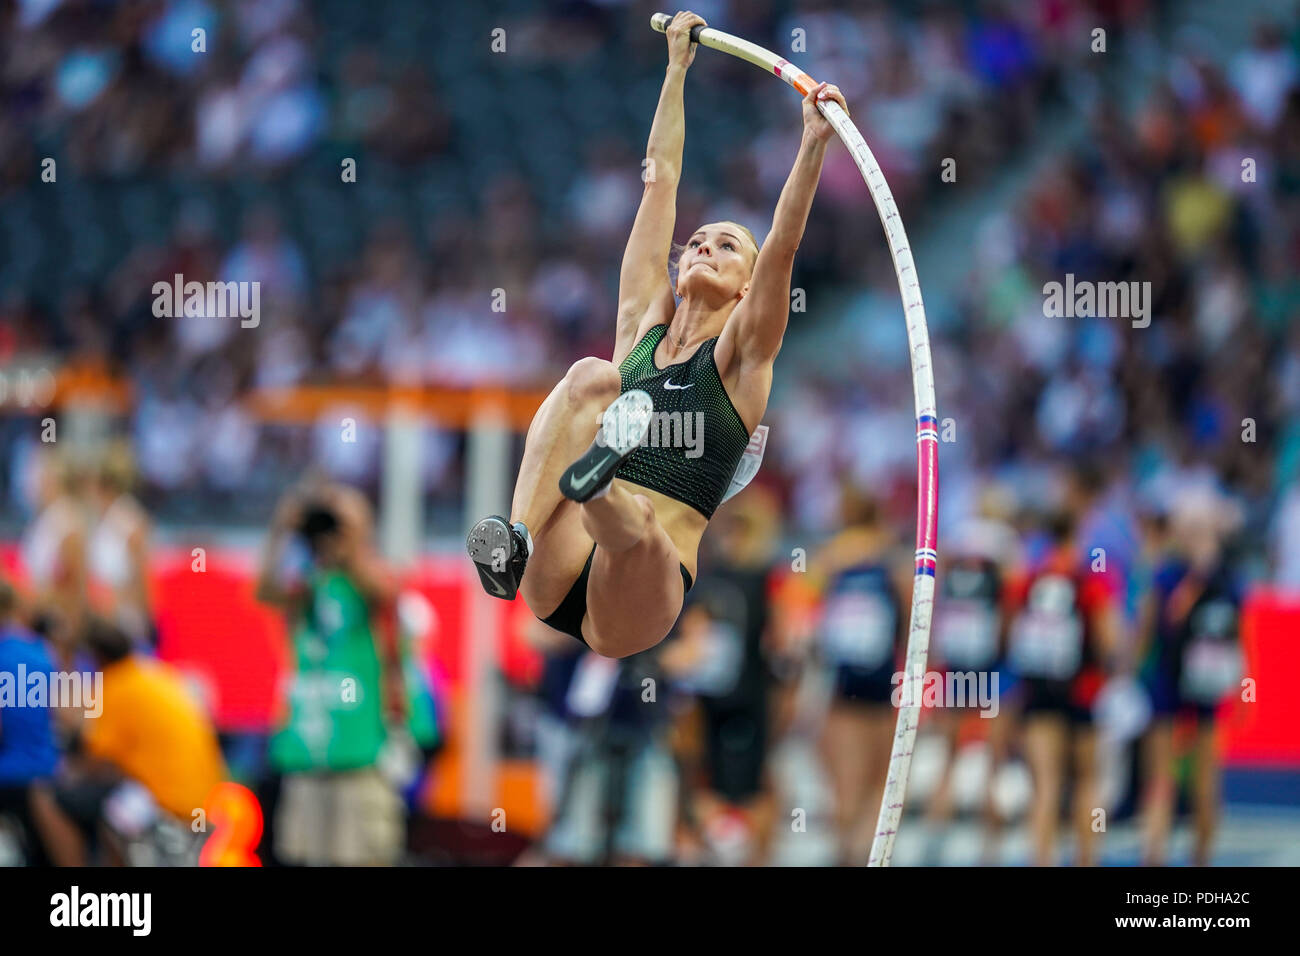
[{"x1": 297, "y1": 500, "x2": 342, "y2": 558}]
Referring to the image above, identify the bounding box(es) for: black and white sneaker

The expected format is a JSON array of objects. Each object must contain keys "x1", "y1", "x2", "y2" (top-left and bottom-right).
[
  {"x1": 560, "y1": 389, "x2": 654, "y2": 503},
  {"x1": 466, "y1": 515, "x2": 532, "y2": 601}
]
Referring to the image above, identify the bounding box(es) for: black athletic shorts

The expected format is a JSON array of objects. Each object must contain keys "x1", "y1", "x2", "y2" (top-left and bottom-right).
[
  {"x1": 53, "y1": 776, "x2": 121, "y2": 832},
  {"x1": 1019, "y1": 678, "x2": 1094, "y2": 726},
  {"x1": 701, "y1": 701, "x2": 767, "y2": 803},
  {"x1": 831, "y1": 663, "x2": 897, "y2": 706},
  {"x1": 539, "y1": 545, "x2": 694, "y2": 646}
]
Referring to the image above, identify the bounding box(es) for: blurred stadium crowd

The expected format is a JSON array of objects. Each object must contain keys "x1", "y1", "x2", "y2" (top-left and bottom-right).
[
  {"x1": 1, "y1": 0, "x2": 1229, "y2": 529},
  {"x1": 1, "y1": 0, "x2": 1298, "y2": 866}
]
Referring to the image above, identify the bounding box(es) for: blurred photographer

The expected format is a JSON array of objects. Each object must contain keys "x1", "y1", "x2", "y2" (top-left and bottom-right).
[
  {"x1": 29, "y1": 616, "x2": 225, "y2": 866},
  {"x1": 256, "y1": 478, "x2": 408, "y2": 866}
]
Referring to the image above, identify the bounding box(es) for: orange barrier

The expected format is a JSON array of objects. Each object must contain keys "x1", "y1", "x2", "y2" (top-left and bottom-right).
[
  {"x1": 0, "y1": 361, "x2": 132, "y2": 413},
  {"x1": 4, "y1": 364, "x2": 551, "y2": 432},
  {"x1": 242, "y1": 383, "x2": 549, "y2": 431}
]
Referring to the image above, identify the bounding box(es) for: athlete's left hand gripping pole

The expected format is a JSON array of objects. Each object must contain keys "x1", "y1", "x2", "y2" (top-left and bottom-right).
[{"x1": 650, "y1": 12, "x2": 939, "y2": 867}]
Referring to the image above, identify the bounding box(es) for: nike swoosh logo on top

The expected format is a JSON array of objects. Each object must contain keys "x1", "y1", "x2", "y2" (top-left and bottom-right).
[
  {"x1": 663, "y1": 381, "x2": 693, "y2": 390},
  {"x1": 486, "y1": 577, "x2": 507, "y2": 596},
  {"x1": 569, "y1": 455, "x2": 612, "y2": 491}
]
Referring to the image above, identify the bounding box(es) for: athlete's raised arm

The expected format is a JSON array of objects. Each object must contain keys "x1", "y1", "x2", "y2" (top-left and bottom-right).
[
  {"x1": 717, "y1": 82, "x2": 847, "y2": 371},
  {"x1": 614, "y1": 10, "x2": 705, "y2": 364}
]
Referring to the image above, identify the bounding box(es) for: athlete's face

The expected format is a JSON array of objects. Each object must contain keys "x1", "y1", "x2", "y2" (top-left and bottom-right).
[
  {"x1": 1172, "y1": 510, "x2": 1221, "y2": 570},
  {"x1": 676, "y1": 223, "x2": 756, "y2": 301}
]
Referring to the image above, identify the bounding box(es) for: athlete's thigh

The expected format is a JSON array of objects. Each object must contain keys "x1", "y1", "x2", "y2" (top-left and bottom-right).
[
  {"x1": 1070, "y1": 726, "x2": 1098, "y2": 781},
  {"x1": 1142, "y1": 720, "x2": 1175, "y2": 783},
  {"x1": 865, "y1": 707, "x2": 895, "y2": 773},
  {"x1": 822, "y1": 704, "x2": 872, "y2": 782},
  {"x1": 521, "y1": 501, "x2": 593, "y2": 617},
  {"x1": 1022, "y1": 715, "x2": 1065, "y2": 778},
  {"x1": 1193, "y1": 724, "x2": 1220, "y2": 781},
  {"x1": 584, "y1": 520, "x2": 684, "y2": 655}
]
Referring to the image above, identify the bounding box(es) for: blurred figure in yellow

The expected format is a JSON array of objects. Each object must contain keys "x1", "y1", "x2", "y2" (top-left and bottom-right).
[{"x1": 29, "y1": 617, "x2": 225, "y2": 865}]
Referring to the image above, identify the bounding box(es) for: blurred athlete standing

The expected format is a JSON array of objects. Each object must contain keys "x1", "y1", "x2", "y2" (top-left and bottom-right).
[
  {"x1": 807, "y1": 485, "x2": 907, "y2": 866},
  {"x1": 1005, "y1": 508, "x2": 1121, "y2": 866},
  {"x1": 923, "y1": 513, "x2": 1018, "y2": 864},
  {"x1": 87, "y1": 442, "x2": 154, "y2": 649},
  {"x1": 668, "y1": 488, "x2": 781, "y2": 865},
  {"x1": 21, "y1": 451, "x2": 89, "y2": 666},
  {"x1": 1137, "y1": 489, "x2": 1244, "y2": 866}
]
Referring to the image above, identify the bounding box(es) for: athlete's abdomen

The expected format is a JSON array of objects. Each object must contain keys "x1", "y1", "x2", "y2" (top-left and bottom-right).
[{"x1": 611, "y1": 478, "x2": 709, "y2": 580}]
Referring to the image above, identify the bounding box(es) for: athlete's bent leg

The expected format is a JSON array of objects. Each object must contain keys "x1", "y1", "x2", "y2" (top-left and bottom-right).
[
  {"x1": 513, "y1": 358, "x2": 621, "y2": 536},
  {"x1": 468, "y1": 358, "x2": 622, "y2": 607},
  {"x1": 581, "y1": 486, "x2": 686, "y2": 658}
]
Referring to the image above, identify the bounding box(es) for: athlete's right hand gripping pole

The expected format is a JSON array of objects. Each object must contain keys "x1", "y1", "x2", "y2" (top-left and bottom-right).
[{"x1": 650, "y1": 12, "x2": 939, "y2": 866}]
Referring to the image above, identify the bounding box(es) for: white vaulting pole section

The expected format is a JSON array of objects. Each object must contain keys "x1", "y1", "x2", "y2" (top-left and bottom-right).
[{"x1": 650, "y1": 13, "x2": 939, "y2": 867}]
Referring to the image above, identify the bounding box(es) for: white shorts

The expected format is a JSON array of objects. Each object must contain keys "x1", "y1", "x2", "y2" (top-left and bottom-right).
[{"x1": 275, "y1": 767, "x2": 404, "y2": 866}]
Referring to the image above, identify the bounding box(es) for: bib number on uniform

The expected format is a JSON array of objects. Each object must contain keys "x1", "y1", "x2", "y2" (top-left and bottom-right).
[
  {"x1": 821, "y1": 591, "x2": 894, "y2": 669},
  {"x1": 720, "y1": 425, "x2": 768, "y2": 505},
  {"x1": 1009, "y1": 609, "x2": 1082, "y2": 680},
  {"x1": 1180, "y1": 639, "x2": 1242, "y2": 704},
  {"x1": 676, "y1": 620, "x2": 743, "y2": 697},
  {"x1": 935, "y1": 601, "x2": 999, "y2": 669}
]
